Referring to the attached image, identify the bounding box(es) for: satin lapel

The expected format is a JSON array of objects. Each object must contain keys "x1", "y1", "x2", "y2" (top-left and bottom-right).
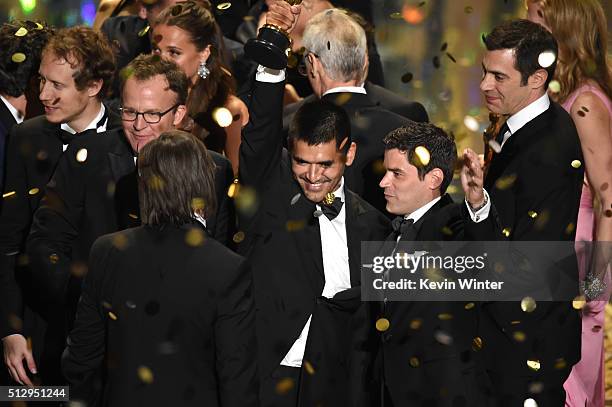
[
  {"x1": 287, "y1": 191, "x2": 325, "y2": 294},
  {"x1": 345, "y1": 190, "x2": 369, "y2": 287},
  {"x1": 107, "y1": 131, "x2": 135, "y2": 182}
]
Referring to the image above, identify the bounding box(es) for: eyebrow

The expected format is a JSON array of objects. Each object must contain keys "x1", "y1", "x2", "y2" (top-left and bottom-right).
[
  {"x1": 386, "y1": 166, "x2": 404, "y2": 173},
  {"x1": 292, "y1": 155, "x2": 334, "y2": 166},
  {"x1": 482, "y1": 63, "x2": 509, "y2": 78}
]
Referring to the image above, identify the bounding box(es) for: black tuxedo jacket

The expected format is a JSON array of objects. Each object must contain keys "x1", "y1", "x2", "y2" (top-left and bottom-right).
[
  {"x1": 464, "y1": 102, "x2": 583, "y2": 388},
  {"x1": 239, "y1": 79, "x2": 390, "y2": 384},
  {"x1": 0, "y1": 100, "x2": 18, "y2": 191},
  {"x1": 62, "y1": 223, "x2": 258, "y2": 407},
  {"x1": 26, "y1": 129, "x2": 236, "y2": 307},
  {"x1": 372, "y1": 194, "x2": 486, "y2": 406},
  {"x1": 0, "y1": 110, "x2": 121, "y2": 338},
  {"x1": 282, "y1": 86, "x2": 427, "y2": 215}
]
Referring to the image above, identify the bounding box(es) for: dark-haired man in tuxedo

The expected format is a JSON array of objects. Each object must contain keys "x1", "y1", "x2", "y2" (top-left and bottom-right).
[
  {"x1": 461, "y1": 19, "x2": 584, "y2": 406},
  {"x1": 0, "y1": 26, "x2": 121, "y2": 386},
  {"x1": 238, "y1": 2, "x2": 389, "y2": 406}
]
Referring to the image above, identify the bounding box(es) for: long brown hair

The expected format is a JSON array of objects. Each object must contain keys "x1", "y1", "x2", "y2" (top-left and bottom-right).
[
  {"x1": 533, "y1": 0, "x2": 612, "y2": 102},
  {"x1": 155, "y1": 1, "x2": 235, "y2": 140}
]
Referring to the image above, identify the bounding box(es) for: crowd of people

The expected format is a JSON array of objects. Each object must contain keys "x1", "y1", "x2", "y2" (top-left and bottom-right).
[{"x1": 0, "y1": 0, "x2": 610, "y2": 406}]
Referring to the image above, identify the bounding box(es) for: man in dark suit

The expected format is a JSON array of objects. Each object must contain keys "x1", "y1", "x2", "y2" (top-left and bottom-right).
[
  {"x1": 461, "y1": 20, "x2": 584, "y2": 406},
  {"x1": 0, "y1": 26, "x2": 120, "y2": 387},
  {"x1": 239, "y1": 3, "x2": 389, "y2": 406},
  {"x1": 284, "y1": 8, "x2": 427, "y2": 214},
  {"x1": 62, "y1": 130, "x2": 258, "y2": 407},
  {"x1": 371, "y1": 122, "x2": 485, "y2": 406}
]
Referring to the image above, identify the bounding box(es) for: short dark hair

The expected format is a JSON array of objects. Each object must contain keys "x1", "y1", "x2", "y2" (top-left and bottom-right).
[
  {"x1": 383, "y1": 122, "x2": 457, "y2": 194},
  {"x1": 484, "y1": 19, "x2": 558, "y2": 88},
  {"x1": 0, "y1": 21, "x2": 53, "y2": 97},
  {"x1": 44, "y1": 26, "x2": 115, "y2": 99},
  {"x1": 138, "y1": 130, "x2": 217, "y2": 226},
  {"x1": 119, "y1": 54, "x2": 189, "y2": 106},
  {"x1": 288, "y1": 100, "x2": 352, "y2": 153}
]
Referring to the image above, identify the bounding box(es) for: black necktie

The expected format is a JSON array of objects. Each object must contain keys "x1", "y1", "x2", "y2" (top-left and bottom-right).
[
  {"x1": 320, "y1": 197, "x2": 343, "y2": 220},
  {"x1": 495, "y1": 122, "x2": 510, "y2": 145},
  {"x1": 391, "y1": 217, "x2": 415, "y2": 240}
]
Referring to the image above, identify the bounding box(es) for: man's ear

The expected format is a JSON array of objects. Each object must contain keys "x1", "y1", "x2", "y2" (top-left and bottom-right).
[
  {"x1": 344, "y1": 141, "x2": 357, "y2": 167},
  {"x1": 426, "y1": 168, "x2": 444, "y2": 191},
  {"x1": 172, "y1": 104, "x2": 187, "y2": 126},
  {"x1": 87, "y1": 79, "x2": 104, "y2": 98},
  {"x1": 529, "y1": 68, "x2": 548, "y2": 90}
]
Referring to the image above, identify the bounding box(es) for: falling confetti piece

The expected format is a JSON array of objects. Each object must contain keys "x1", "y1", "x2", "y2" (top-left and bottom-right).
[
  {"x1": 112, "y1": 234, "x2": 128, "y2": 250},
  {"x1": 495, "y1": 174, "x2": 516, "y2": 190},
  {"x1": 35, "y1": 22, "x2": 43, "y2": 30},
  {"x1": 432, "y1": 55, "x2": 440, "y2": 68},
  {"x1": 49, "y1": 253, "x2": 59, "y2": 264},
  {"x1": 523, "y1": 398, "x2": 538, "y2": 407},
  {"x1": 233, "y1": 231, "x2": 245, "y2": 243},
  {"x1": 409, "y1": 357, "x2": 420, "y2": 367},
  {"x1": 376, "y1": 318, "x2": 390, "y2": 332},
  {"x1": 463, "y1": 115, "x2": 479, "y2": 132},
  {"x1": 108, "y1": 311, "x2": 118, "y2": 320},
  {"x1": 414, "y1": 146, "x2": 430, "y2": 166},
  {"x1": 520, "y1": 297, "x2": 536, "y2": 313},
  {"x1": 15, "y1": 27, "x2": 28, "y2": 36},
  {"x1": 548, "y1": 80, "x2": 561, "y2": 93},
  {"x1": 11, "y1": 53, "x2": 26, "y2": 63},
  {"x1": 304, "y1": 360, "x2": 315, "y2": 375},
  {"x1": 327, "y1": 41, "x2": 331, "y2": 50},
  {"x1": 527, "y1": 211, "x2": 537, "y2": 218},
  {"x1": 577, "y1": 110, "x2": 586, "y2": 117},
  {"x1": 70, "y1": 262, "x2": 87, "y2": 277},
  {"x1": 36, "y1": 150, "x2": 48, "y2": 160},
  {"x1": 511, "y1": 320, "x2": 521, "y2": 325},
  {"x1": 235, "y1": 186, "x2": 258, "y2": 216},
  {"x1": 401, "y1": 72, "x2": 414, "y2": 83},
  {"x1": 537, "y1": 51, "x2": 556, "y2": 68},
  {"x1": 528, "y1": 382, "x2": 544, "y2": 394},
  {"x1": 138, "y1": 366, "x2": 154, "y2": 384},
  {"x1": 76, "y1": 148, "x2": 88, "y2": 162},
  {"x1": 446, "y1": 52, "x2": 456, "y2": 63},
  {"x1": 472, "y1": 336, "x2": 483, "y2": 351},
  {"x1": 441, "y1": 226, "x2": 453, "y2": 236},
  {"x1": 571, "y1": 160, "x2": 582, "y2": 168},
  {"x1": 389, "y1": 12, "x2": 402, "y2": 19},
  {"x1": 128, "y1": 213, "x2": 138, "y2": 219},
  {"x1": 191, "y1": 197, "x2": 206, "y2": 212},
  {"x1": 464, "y1": 302, "x2": 475, "y2": 310},
  {"x1": 434, "y1": 330, "x2": 453, "y2": 345},
  {"x1": 138, "y1": 25, "x2": 150, "y2": 37},
  {"x1": 440, "y1": 42, "x2": 448, "y2": 51},
  {"x1": 572, "y1": 295, "x2": 586, "y2": 309},
  {"x1": 28, "y1": 188, "x2": 39, "y2": 195},
  {"x1": 185, "y1": 228, "x2": 205, "y2": 246},
  {"x1": 527, "y1": 360, "x2": 541, "y2": 371},
  {"x1": 217, "y1": 2, "x2": 232, "y2": 9},
  {"x1": 333, "y1": 93, "x2": 352, "y2": 105},
  {"x1": 513, "y1": 331, "x2": 526, "y2": 342},
  {"x1": 275, "y1": 378, "x2": 294, "y2": 394},
  {"x1": 565, "y1": 222, "x2": 575, "y2": 234},
  {"x1": 502, "y1": 228, "x2": 511, "y2": 237},
  {"x1": 126, "y1": 300, "x2": 136, "y2": 309},
  {"x1": 409, "y1": 319, "x2": 422, "y2": 330},
  {"x1": 212, "y1": 107, "x2": 233, "y2": 128},
  {"x1": 290, "y1": 193, "x2": 301, "y2": 205},
  {"x1": 464, "y1": 6, "x2": 473, "y2": 13},
  {"x1": 438, "y1": 313, "x2": 453, "y2": 320},
  {"x1": 148, "y1": 175, "x2": 165, "y2": 190},
  {"x1": 554, "y1": 358, "x2": 566, "y2": 369},
  {"x1": 286, "y1": 220, "x2": 306, "y2": 232}
]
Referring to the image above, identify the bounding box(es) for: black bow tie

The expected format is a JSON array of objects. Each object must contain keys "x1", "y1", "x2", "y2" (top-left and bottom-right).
[
  {"x1": 58, "y1": 109, "x2": 108, "y2": 145},
  {"x1": 391, "y1": 217, "x2": 415, "y2": 238},
  {"x1": 320, "y1": 197, "x2": 343, "y2": 220},
  {"x1": 495, "y1": 122, "x2": 510, "y2": 145}
]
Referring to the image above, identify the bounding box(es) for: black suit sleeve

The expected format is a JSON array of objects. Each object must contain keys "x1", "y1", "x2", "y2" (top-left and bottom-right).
[
  {"x1": 208, "y1": 152, "x2": 236, "y2": 247},
  {"x1": 26, "y1": 144, "x2": 85, "y2": 303},
  {"x1": 215, "y1": 260, "x2": 259, "y2": 407},
  {"x1": 61, "y1": 237, "x2": 109, "y2": 406}
]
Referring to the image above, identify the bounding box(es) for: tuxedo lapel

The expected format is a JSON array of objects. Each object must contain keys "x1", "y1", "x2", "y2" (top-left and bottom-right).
[
  {"x1": 345, "y1": 190, "x2": 369, "y2": 287},
  {"x1": 107, "y1": 131, "x2": 135, "y2": 182}
]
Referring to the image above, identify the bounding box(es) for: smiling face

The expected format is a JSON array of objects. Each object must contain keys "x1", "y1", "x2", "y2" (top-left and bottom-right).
[
  {"x1": 152, "y1": 24, "x2": 209, "y2": 85},
  {"x1": 379, "y1": 148, "x2": 437, "y2": 216},
  {"x1": 38, "y1": 50, "x2": 99, "y2": 129},
  {"x1": 121, "y1": 75, "x2": 186, "y2": 153},
  {"x1": 291, "y1": 139, "x2": 356, "y2": 203}
]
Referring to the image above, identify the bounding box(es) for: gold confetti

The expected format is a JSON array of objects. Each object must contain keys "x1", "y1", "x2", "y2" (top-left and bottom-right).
[
  {"x1": 212, "y1": 107, "x2": 233, "y2": 128},
  {"x1": 495, "y1": 174, "x2": 516, "y2": 190},
  {"x1": 527, "y1": 210, "x2": 537, "y2": 218},
  {"x1": 138, "y1": 25, "x2": 150, "y2": 37},
  {"x1": 414, "y1": 146, "x2": 430, "y2": 166},
  {"x1": 286, "y1": 220, "x2": 306, "y2": 232},
  {"x1": 234, "y1": 186, "x2": 258, "y2": 216},
  {"x1": 112, "y1": 234, "x2": 128, "y2": 250},
  {"x1": 548, "y1": 80, "x2": 561, "y2": 93},
  {"x1": 70, "y1": 262, "x2": 87, "y2": 277},
  {"x1": 409, "y1": 319, "x2": 422, "y2": 330},
  {"x1": 464, "y1": 302, "x2": 475, "y2": 310},
  {"x1": 464, "y1": 6, "x2": 473, "y2": 13},
  {"x1": 148, "y1": 175, "x2": 165, "y2": 190},
  {"x1": 16, "y1": 254, "x2": 29, "y2": 266},
  {"x1": 511, "y1": 320, "x2": 521, "y2": 325},
  {"x1": 434, "y1": 330, "x2": 453, "y2": 345},
  {"x1": 137, "y1": 366, "x2": 154, "y2": 384},
  {"x1": 571, "y1": 160, "x2": 582, "y2": 169},
  {"x1": 502, "y1": 228, "x2": 511, "y2": 238},
  {"x1": 76, "y1": 148, "x2": 88, "y2": 162},
  {"x1": 438, "y1": 313, "x2": 453, "y2": 320},
  {"x1": 520, "y1": 297, "x2": 536, "y2": 313},
  {"x1": 108, "y1": 311, "x2": 118, "y2": 320},
  {"x1": 232, "y1": 231, "x2": 245, "y2": 243},
  {"x1": 35, "y1": 22, "x2": 44, "y2": 30},
  {"x1": 275, "y1": 378, "x2": 294, "y2": 394},
  {"x1": 554, "y1": 358, "x2": 566, "y2": 369},
  {"x1": 389, "y1": 12, "x2": 402, "y2": 19},
  {"x1": 107, "y1": 181, "x2": 116, "y2": 197},
  {"x1": 28, "y1": 188, "x2": 39, "y2": 195},
  {"x1": 185, "y1": 228, "x2": 205, "y2": 246},
  {"x1": 527, "y1": 359, "x2": 541, "y2": 371},
  {"x1": 8, "y1": 314, "x2": 23, "y2": 331},
  {"x1": 333, "y1": 93, "x2": 352, "y2": 106},
  {"x1": 523, "y1": 398, "x2": 538, "y2": 407},
  {"x1": 565, "y1": 222, "x2": 575, "y2": 235},
  {"x1": 513, "y1": 331, "x2": 526, "y2": 342},
  {"x1": 572, "y1": 295, "x2": 586, "y2": 310},
  {"x1": 14, "y1": 27, "x2": 28, "y2": 36},
  {"x1": 372, "y1": 159, "x2": 385, "y2": 175},
  {"x1": 11, "y1": 53, "x2": 26, "y2": 63},
  {"x1": 3, "y1": 191, "x2": 16, "y2": 199},
  {"x1": 409, "y1": 357, "x2": 420, "y2": 367},
  {"x1": 375, "y1": 318, "x2": 390, "y2": 332},
  {"x1": 217, "y1": 2, "x2": 232, "y2": 9},
  {"x1": 49, "y1": 253, "x2": 59, "y2": 264},
  {"x1": 463, "y1": 115, "x2": 480, "y2": 132},
  {"x1": 227, "y1": 179, "x2": 239, "y2": 198},
  {"x1": 304, "y1": 360, "x2": 315, "y2": 375},
  {"x1": 537, "y1": 51, "x2": 556, "y2": 68},
  {"x1": 441, "y1": 226, "x2": 453, "y2": 236},
  {"x1": 472, "y1": 336, "x2": 483, "y2": 351}
]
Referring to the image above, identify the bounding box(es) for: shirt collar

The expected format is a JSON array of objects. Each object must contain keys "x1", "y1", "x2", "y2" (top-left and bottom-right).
[
  {"x1": 506, "y1": 93, "x2": 550, "y2": 135},
  {"x1": 404, "y1": 196, "x2": 442, "y2": 224},
  {"x1": 323, "y1": 86, "x2": 366, "y2": 96},
  {"x1": 0, "y1": 95, "x2": 24, "y2": 124},
  {"x1": 60, "y1": 103, "x2": 106, "y2": 134}
]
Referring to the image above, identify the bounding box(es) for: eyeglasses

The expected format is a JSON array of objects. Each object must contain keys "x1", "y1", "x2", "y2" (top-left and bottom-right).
[
  {"x1": 297, "y1": 51, "x2": 319, "y2": 77},
  {"x1": 119, "y1": 105, "x2": 178, "y2": 124}
]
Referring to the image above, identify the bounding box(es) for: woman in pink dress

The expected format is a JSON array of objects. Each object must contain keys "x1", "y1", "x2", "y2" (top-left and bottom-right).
[{"x1": 527, "y1": 0, "x2": 612, "y2": 405}]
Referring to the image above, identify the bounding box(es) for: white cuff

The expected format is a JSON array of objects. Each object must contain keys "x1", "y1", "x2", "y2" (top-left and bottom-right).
[
  {"x1": 465, "y1": 189, "x2": 491, "y2": 223},
  {"x1": 256, "y1": 64, "x2": 286, "y2": 83}
]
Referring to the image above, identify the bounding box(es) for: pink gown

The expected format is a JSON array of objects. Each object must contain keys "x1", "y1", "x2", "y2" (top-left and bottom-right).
[{"x1": 562, "y1": 83, "x2": 612, "y2": 407}]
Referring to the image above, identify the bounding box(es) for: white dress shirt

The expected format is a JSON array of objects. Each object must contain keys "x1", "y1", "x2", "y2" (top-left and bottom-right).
[
  {"x1": 60, "y1": 103, "x2": 107, "y2": 151},
  {"x1": 465, "y1": 93, "x2": 550, "y2": 223},
  {"x1": 322, "y1": 86, "x2": 366, "y2": 96},
  {"x1": 281, "y1": 178, "x2": 351, "y2": 367},
  {"x1": 0, "y1": 95, "x2": 24, "y2": 124}
]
